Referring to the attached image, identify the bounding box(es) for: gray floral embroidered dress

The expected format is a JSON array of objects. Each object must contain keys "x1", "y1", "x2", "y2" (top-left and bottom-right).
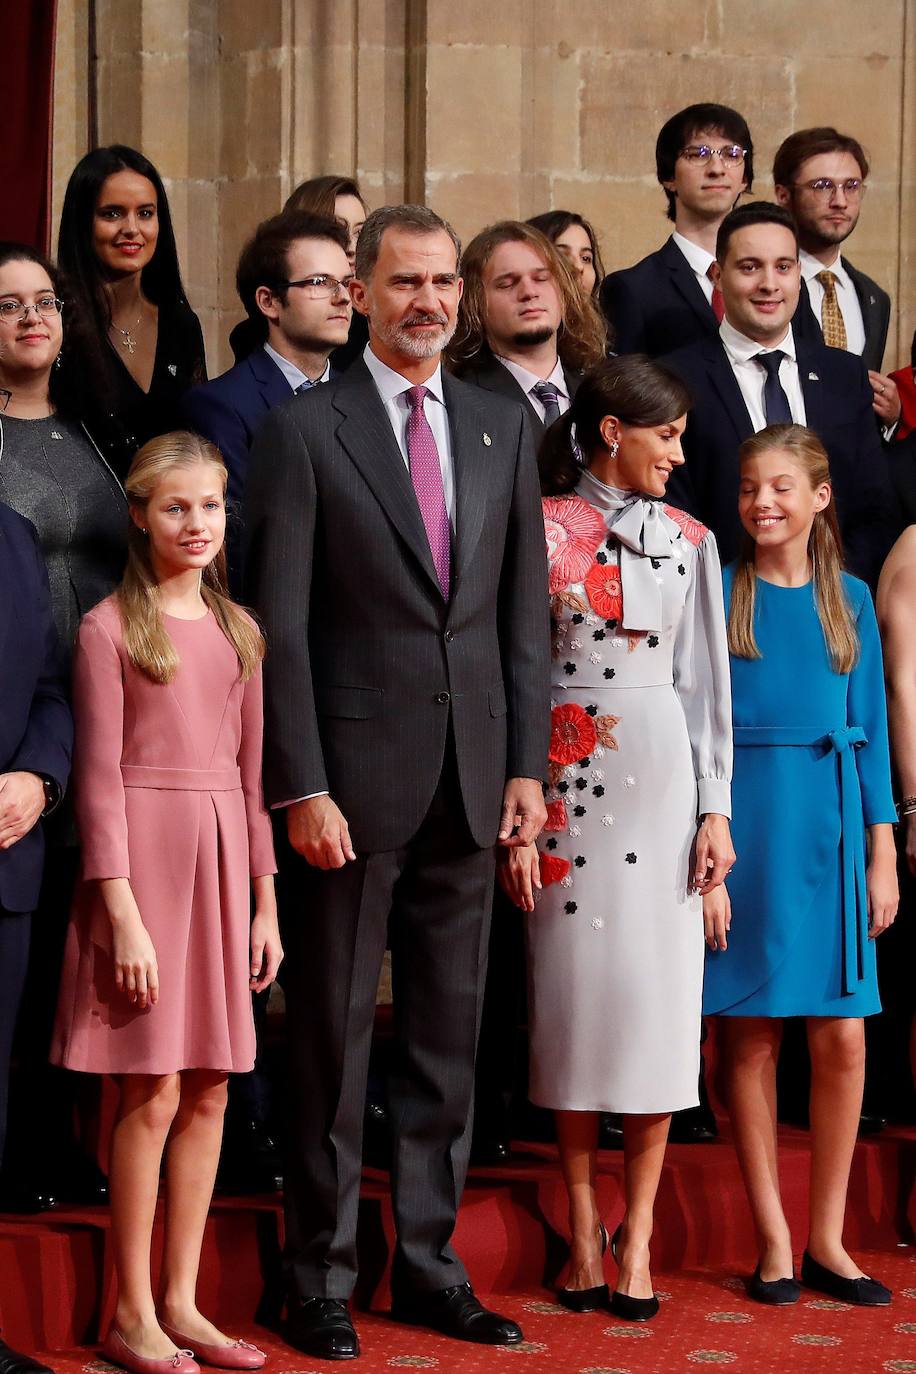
[{"x1": 527, "y1": 468, "x2": 732, "y2": 1113}]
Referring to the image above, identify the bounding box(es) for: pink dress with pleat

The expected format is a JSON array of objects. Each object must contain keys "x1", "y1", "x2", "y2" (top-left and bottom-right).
[{"x1": 51, "y1": 596, "x2": 276, "y2": 1075}]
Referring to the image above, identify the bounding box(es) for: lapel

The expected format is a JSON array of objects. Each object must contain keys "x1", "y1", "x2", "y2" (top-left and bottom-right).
[
  {"x1": 443, "y1": 372, "x2": 494, "y2": 587},
  {"x1": 702, "y1": 338, "x2": 753, "y2": 442},
  {"x1": 660, "y1": 236, "x2": 718, "y2": 328},
  {"x1": 0, "y1": 517, "x2": 13, "y2": 670},
  {"x1": 247, "y1": 348, "x2": 295, "y2": 411},
  {"x1": 564, "y1": 367, "x2": 584, "y2": 399},
  {"x1": 843, "y1": 257, "x2": 883, "y2": 361},
  {"x1": 797, "y1": 341, "x2": 829, "y2": 432},
  {"x1": 472, "y1": 352, "x2": 545, "y2": 432},
  {"x1": 331, "y1": 361, "x2": 443, "y2": 596}
]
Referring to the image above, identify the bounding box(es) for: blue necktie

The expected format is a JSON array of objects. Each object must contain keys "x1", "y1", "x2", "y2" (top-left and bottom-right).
[
  {"x1": 756, "y1": 351, "x2": 793, "y2": 426},
  {"x1": 295, "y1": 378, "x2": 317, "y2": 395}
]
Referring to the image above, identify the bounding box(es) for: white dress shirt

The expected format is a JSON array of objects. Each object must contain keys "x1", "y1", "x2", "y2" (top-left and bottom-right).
[
  {"x1": 493, "y1": 354, "x2": 571, "y2": 422},
  {"x1": 719, "y1": 319, "x2": 807, "y2": 432},
  {"x1": 263, "y1": 342, "x2": 331, "y2": 389},
  {"x1": 672, "y1": 232, "x2": 717, "y2": 305},
  {"x1": 799, "y1": 249, "x2": 866, "y2": 357},
  {"x1": 362, "y1": 345, "x2": 456, "y2": 526}
]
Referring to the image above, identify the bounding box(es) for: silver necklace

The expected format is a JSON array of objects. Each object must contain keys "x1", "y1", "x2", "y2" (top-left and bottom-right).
[{"x1": 112, "y1": 314, "x2": 143, "y2": 354}]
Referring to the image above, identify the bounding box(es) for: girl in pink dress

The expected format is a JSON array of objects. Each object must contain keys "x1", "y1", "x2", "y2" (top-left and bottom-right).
[{"x1": 52, "y1": 433, "x2": 281, "y2": 1374}]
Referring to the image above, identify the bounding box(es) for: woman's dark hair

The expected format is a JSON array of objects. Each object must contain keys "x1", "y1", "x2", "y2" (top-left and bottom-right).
[
  {"x1": 0, "y1": 241, "x2": 84, "y2": 418},
  {"x1": 56, "y1": 145, "x2": 189, "y2": 417},
  {"x1": 655, "y1": 103, "x2": 754, "y2": 223},
  {"x1": 539, "y1": 355, "x2": 692, "y2": 495},
  {"x1": 526, "y1": 210, "x2": 605, "y2": 297},
  {"x1": 283, "y1": 174, "x2": 366, "y2": 218}
]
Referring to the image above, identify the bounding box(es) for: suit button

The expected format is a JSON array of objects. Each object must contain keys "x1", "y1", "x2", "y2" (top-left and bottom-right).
[
  {"x1": 435, "y1": 691, "x2": 451, "y2": 704},
  {"x1": 444, "y1": 630, "x2": 454, "y2": 642}
]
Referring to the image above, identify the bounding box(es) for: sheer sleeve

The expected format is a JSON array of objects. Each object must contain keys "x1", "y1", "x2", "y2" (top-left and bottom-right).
[{"x1": 672, "y1": 532, "x2": 733, "y2": 817}]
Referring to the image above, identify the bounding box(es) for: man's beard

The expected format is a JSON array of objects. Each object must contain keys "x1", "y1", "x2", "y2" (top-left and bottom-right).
[
  {"x1": 509, "y1": 324, "x2": 556, "y2": 349},
  {"x1": 375, "y1": 312, "x2": 456, "y2": 360}
]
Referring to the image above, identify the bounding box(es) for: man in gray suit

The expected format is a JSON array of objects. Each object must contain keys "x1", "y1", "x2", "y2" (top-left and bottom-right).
[{"x1": 245, "y1": 205, "x2": 550, "y2": 1361}]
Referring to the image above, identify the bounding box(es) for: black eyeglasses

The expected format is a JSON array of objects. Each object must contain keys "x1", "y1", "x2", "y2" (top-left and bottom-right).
[
  {"x1": 277, "y1": 274, "x2": 354, "y2": 299},
  {"x1": 679, "y1": 144, "x2": 747, "y2": 165}
]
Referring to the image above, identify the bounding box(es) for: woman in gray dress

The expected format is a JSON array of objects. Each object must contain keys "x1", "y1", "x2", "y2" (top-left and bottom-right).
[
  {"x1": 0, "y1": 241, "x2": 127, "y2": 1211},
  {"x1": 501, "y1": 357, "x2": 733, "y2": 1319}
]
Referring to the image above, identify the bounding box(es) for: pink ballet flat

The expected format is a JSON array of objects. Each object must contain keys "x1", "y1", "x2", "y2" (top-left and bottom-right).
[
  {"x1": 158, "y1": 1326, "x2": 266, "y2": 1371},
  {"x1": 102, "y1": 1328, "x2": 200, "y2": 1374}
]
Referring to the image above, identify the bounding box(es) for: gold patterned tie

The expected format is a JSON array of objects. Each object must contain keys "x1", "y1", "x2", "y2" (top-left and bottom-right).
[{"x1": 816, "y1": 270, "x2": 848, "y2": 350}]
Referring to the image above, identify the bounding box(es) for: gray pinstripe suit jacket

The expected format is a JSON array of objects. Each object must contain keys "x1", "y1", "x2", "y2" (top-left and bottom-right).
[{"x1": 244, "y1": 357, "x2": 551, "y2": 852}]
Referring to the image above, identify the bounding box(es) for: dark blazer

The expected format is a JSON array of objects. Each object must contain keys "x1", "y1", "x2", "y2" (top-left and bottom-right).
[
  {"x1": 0, "y1": 505, "x2": 73, "y2": 912},
  {"x1": 182, "y1": 347, "x2": 299, "y2": 510},
  {"x1": 244, "y1": 359, "x2": 551, "y2": 851},
  {"x1": 793, "y1": 260, "x2": 891, "y2": 375},
  {"x1": 600, "y1": 236, "x2": 720, "y2": 357},
  {"x1": 454, "y1": 348, "x2": 583, "y2": 443},
  {"x1": 661, "y1": 334, "x2": 901, "y2": 587}
]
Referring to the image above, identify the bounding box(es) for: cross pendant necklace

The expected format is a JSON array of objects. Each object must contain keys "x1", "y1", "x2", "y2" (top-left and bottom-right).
[{"x1": 113, "y1": 316, "x2": 142, "y2": 354}]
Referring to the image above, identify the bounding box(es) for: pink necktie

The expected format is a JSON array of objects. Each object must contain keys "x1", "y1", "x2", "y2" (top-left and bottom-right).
[{"x1": 405, "y1": 384, "x2": 450, "y2": 597}]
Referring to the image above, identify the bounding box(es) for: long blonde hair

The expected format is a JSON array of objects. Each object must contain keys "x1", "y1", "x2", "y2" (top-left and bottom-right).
[
  {"x1": 728, "y1": 424, "x2": 858, "y2": 674},
  {"x1": 118, "y1": 432, "x2": 264, "y2": 684}
]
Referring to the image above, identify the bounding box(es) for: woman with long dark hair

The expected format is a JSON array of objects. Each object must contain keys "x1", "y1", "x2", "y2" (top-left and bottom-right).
[
  {"x1": 527, "y1": 210, "x2": 605, "y2": 303},
  {"x1": 57, "y1": 145, "x2": 206, "y2": 477},
  {"x1": 502, "y1": 355, "x2": 733, "y2": 1319}
]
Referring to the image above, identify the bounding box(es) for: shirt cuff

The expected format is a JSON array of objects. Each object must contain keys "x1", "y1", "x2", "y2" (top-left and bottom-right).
[
  {"x1": 271, "y1": 792, "x2": 329, "y2": 809},
  {"x1": 697, "y1": 777, "x2": 731, "y2": 819}
]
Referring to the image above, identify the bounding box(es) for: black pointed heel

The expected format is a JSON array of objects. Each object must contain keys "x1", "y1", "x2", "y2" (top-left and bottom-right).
[
  {"x1": 556, "y1": 1220, "x2": 611, "y2": 1313},
  {"x1": 609, "y1": 1220, "x2": 659, "y2": 1321}
]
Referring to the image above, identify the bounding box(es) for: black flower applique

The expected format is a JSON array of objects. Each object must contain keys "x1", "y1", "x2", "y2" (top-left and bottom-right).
[
  {"x1": 605, "y1": 619, "x2": 617, "y2": 630},
  {"x1": 546, "y1": 837, "x2": 558, "y2": 850},
  {"x1": 605, "y1": 536, "x2": 615, "y2": 550},
  {"x1": 585, "y1": 704, "x2": 599, "y2": 716},
  {"x1": 593, "y1": 629, "x2": 605, "y2": 641},
  {"x1": 563, "y1": 662, "x2": 577, "y2": 675},
  {"x1": 625, "y1": 852, "x2": 637, "y2": 864},
  {"x1": 572, "y1": 613, "x2": 584, "y2": 624},
  {"x1": 603, "y1": 668, "x2": 616, "y2": 680},
  {"x1": 558, "y1": 781, "x2": 569, "y2": 794},
  {"x1": 575, "y1": 777, "x2": 588, "y2": 790},
  {"x1": 574, "y1": 856, "x2": 586, "y2": 868},
  {"x1": 678, "y1": 564, "x2": 686, "y2": 576},
  {"x1": 565, "y1": 901, "x2": 577, "y2": 914},
  {"x1": 593, "y1": 785, "x2": 605, "y2": 797},
  {"x1": 650, "y1": 558, "x2": 662, "y2": 570},
  {"x1": 647, "y1": 635, "x2": 659, "y2": 648},
  {"x1": 578, "y1": 755, "x2": 592, "y2": 767},
  {"x1": 573, "y1": 804, "x2": 586, "y2": 817},
  {"x1": 595, "y1": 551, "x2": 608, "y2": 565}
]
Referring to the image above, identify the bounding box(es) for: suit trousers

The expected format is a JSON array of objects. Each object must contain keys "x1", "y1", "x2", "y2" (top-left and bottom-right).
[
  {"x1": 281, "y1": 741, "x2": 496, "y2": 1301},
  {"x1": 0, "y1": 908, "x2": 31, "y2": 1164}
]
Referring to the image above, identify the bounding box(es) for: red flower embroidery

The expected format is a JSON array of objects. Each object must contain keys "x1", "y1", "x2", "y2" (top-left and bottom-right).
[
  {"x1": 539, "y1": 852, "x2": 572, "y2": 886},
  {"x1": 549, "y1": 702, "x2": 598, "y2": 765},
  {"x1": 584, "y1": 561, "x2": 623, "y2": 621},
  {"x1": 544, "y1": 798, "x2": 568, "y2": 831},
  {"x1": 542, "y1": 496, "x2": 606, "y2": 594},
  {"x1": 663, "y1": 504, "x2": 709, "y2": 547}
]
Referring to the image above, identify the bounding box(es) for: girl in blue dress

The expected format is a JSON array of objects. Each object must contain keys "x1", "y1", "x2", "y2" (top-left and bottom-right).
[{"x1": 703, "y1": 424, "x2": 898, "y2": 1307}]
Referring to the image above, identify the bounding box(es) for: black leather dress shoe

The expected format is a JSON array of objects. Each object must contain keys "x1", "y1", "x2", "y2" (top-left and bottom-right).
[
  {"x1": 54, "y1": 1154, "x2": 109, "y2": 1206},
  {"x1": 598, "y1": 1113, "x2": 624, "y2": 1149},
  {"x1": 392, "y1": 1283, "x2": 523, "y2": 1345},
  {"x1": 470, "y1": 1135, "x2": 512, "y2": 1166},
  {"x1": 668, "y1": 1105, "x2": 718, "y2": 1144},
  {"x1": 285, "y1": 1297, "x2": 359, "y2": 1360},
  {"x1": 0, "y1": 1338, "x2": 53, "y2": 1374},
  {"x1": 800, "y1": 1251, "x2": 891, "y2": 1306},
  {"x1": 217, "y1": 1119, "x2": 282, "y2": 1194},
  {"x1": 0, "y1": 1182, "x2": 57, "y2": 1214},
  {"x1": 747, "y1": 1265, "x2": 801, "y2": 1305}
]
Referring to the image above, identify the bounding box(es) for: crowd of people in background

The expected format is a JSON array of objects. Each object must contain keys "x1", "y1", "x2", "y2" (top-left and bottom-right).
[{"x1": 2, "y1": 98, "x2": 916, "y2": 1370}]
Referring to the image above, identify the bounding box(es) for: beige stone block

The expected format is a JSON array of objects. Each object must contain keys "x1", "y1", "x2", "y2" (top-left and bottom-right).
[
  {"x1": 524, "y1": 44, "x2": 581, "y2": 175},
  {"x1": 95, "y1": 0, "x2": 142, "y2": 58},
  {"x1": 218, "y1": 177, "x2": 285, "y2": 311},
  {"x1": 793, "y1": 56, "x2": 903, "y2": 169},
  {"x1": 220, "y1": 55, "x2": 252, "y2": 181},
  {"x1": 534, "y1": 0, "x2": 715, "y2": 53},
  {"x1": 140, "y1": 55, "x2": 193, "y2": 177},
  {"x1": 426, "y1": 173, "x2": 528, "y2": 244},
  {"x1": 357, "y1": 0, "x2": 406, "y2": 48},
  {"x1": 290, "y1": 41, "x2": 357, "y2": 180},
  {"x1": 95, "y1": 55, "x2": 144, "y2": 148},
  {"x1": 181, "y1": 181, "x2": 221, "y2": 311},
  {"x1": 246, "y1": 51, "x2": 288, "y2": 177},
  {"x1": 218, "y1": 0, "x2": 285, "y2": 54},
  {"x1": 354, "y1": 45, "x2": 388, "y2": 171},
  {"x1": 289, "y1": 0, "x2": 358, "y2": 52},
  {"x1": 428, "y1": 0, "x2": 526, "y2": 46},
  {"x1": 580, "y1": 52, "x2": 789, "y2": 181},
  {"x1": 141, "y1": 0, "x2": 191, "y2": 56},
  {"x1": 548, "y1": 178, "x2": 669, "y2": 278},
  {"x1": 722, "y1": 0, "x2": 902, "y2": 57},
  {"x1": 52, "y1": 0, "x2": 91, "y2": 236},
  {"x1": 426, "y1": 45, "x2": 524, "y2": 174}
]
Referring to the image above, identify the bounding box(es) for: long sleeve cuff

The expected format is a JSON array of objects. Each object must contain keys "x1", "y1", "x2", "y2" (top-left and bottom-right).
[{"x1": 698, "y1": 777, "x2": 731, "y2": 818}]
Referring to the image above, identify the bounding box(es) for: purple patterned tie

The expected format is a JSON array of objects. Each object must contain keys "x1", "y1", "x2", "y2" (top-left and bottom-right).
[{"x1": 405, "y1": 384, "x2": 450, "y2": 596}]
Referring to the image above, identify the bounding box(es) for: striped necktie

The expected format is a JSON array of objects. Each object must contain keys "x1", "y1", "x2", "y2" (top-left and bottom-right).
[{"x1": 532, "y1": 381, "x2": 562, "y2": 426}]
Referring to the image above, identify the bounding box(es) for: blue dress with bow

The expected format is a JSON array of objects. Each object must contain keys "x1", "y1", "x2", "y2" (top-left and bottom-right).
[{"x1": 703, "y1": 567, "x2": 896, "y2": 1018}]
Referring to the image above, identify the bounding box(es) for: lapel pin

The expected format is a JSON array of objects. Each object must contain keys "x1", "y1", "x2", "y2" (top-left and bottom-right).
[
  {"x1": 482, "y1": 432, "x2": 492, "y2": 446},
  {"x1": 808, "y1": 372, "x2": 819, "y2": 381},
  {"x1": 168, "y1": 363, "x2": 178, "y2": 377},
  {"x1": 51, "y1": 430, "x2": 62, "y2": 440},
  {"x1": 869, "y1": 295, "x2": 876, "y2": 305}
]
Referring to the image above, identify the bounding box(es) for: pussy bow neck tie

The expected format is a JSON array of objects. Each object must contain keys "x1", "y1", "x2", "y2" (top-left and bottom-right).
[{"x1": 578, "y1": 472, "x2": 677, "y2": 633}]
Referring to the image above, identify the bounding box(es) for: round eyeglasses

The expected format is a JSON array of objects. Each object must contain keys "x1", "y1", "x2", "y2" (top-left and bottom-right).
[
  {"x1": 0, "y1": 296, "x2": 64, "y2": 322},
  {"x1": 679, "y1": 144, "x2": 747, "y2": 165},
  {"x1": 792, "y1": 178, "x2": 865, "y2": 200}
]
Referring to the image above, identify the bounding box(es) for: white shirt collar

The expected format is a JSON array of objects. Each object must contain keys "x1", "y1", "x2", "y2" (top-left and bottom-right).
[
  {"x1": 671, "y1": 231, "x2": 716, "y2": 279},
  {"x1": 263, "y1": 342, "x2": 330, "y2": 390},
  {"x1": 494, "y1": 353, "x2": 568, "y2": 399},
  {"x1": 719, "y1": 318, "x2": 797, "y2": 365},
  {"x1": 362, "y1": 344, "x2": 446, "y2": 405},
  {"x1": 799, "y1": 247, "x2": 851, "y2": 290}
]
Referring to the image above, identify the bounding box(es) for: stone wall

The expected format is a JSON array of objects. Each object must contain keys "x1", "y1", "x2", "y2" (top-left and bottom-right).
[{"x1": 53, "y1": 0, "x2": 916, "y2": 375}]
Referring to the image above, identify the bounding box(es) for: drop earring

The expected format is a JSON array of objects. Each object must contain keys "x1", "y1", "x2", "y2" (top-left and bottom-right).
[{"x1": 608, "y1": 440, "x2": 620, "y2": 461}]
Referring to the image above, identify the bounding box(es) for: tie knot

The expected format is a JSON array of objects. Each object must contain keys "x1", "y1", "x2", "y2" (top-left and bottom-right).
[
  {"x1": 532, "y1": 381, "x2": 560, "y2": 404},
  {"x1": 406, "y1": 384, "x2": 429, "y2": 411},
  {"x1": 757, "y1": 350, "x2": 786, "y2": 378},
  {"x1": 706, "y1": 263, "x2": 717, "y2": 281},
  {"x1": 816, "y1": 269, "x2": 838, "y2": 291},
  {"x1": 295, "y1": 379, "x2": 316, "y2": 394}
]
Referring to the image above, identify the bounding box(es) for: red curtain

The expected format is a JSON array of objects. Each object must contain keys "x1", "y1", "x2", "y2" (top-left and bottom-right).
[{"x1": 0, "y1": 0, "x2": 58, "y2": 249}]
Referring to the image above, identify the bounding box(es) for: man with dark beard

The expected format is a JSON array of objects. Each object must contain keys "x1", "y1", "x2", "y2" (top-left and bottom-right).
[
  {"x1": 774, "y1": 127, "x2": 900, "y2": 431},
  {"x1": 244, "y1": 204, "x2": 551, "y2": 1361},
  {"x1": 448, "y1": 220, "x2": 606, "y2": 439}
]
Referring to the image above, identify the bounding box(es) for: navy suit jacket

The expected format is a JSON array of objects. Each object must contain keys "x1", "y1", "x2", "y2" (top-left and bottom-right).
[
  {"x1": 661, "y1": 335, "x2": 901, "y2": 588},
  {"x1": 600, "y1": 236, "x2": 720, "y2": 357},
  {"x1": 0, "y1": 504, "x2": 73, "y2": 912},
  {"x1": 792, "y1": 259, "x2": 891, "y2": 375}
]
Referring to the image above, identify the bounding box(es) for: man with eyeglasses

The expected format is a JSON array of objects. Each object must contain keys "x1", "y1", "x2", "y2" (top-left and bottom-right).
[
  {"x1": 774, "y1": 127, "x2": 898, "y2": 430},
  {"x1": 183, "y1": 210, "x2": 353, "y2": 522},
  {"x1": 600, "y1": 102, "x2": 753, "y2": 357}
]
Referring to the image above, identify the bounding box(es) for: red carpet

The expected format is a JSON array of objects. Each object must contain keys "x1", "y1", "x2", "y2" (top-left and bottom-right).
[{"x1": 6, "y1": 1124, "x2": 916, "y2": 1370}]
